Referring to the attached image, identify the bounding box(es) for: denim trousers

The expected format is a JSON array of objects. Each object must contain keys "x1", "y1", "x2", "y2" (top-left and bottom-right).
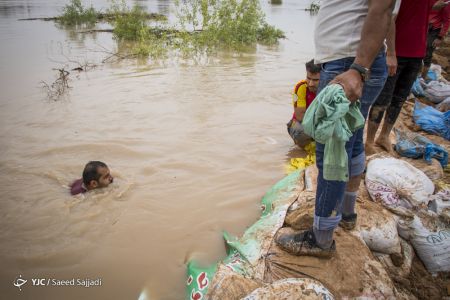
[{"x1": 313, "y1": 52, "x2": 388, "y2": 231}]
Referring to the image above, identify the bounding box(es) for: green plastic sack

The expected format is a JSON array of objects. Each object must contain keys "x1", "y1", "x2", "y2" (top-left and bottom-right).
[{"x1": 186, "y1": 169, "x2": 303, "y2": 299}]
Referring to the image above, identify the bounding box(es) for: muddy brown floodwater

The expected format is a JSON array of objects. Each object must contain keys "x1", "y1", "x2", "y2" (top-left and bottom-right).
[{"x1": 0, "y1": 0, "x2": 316, "y2": 299}]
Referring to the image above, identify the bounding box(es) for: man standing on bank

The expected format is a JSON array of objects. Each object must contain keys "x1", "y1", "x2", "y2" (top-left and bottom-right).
[
  {"x1": 276, "y1": 0, "x2": 395, "y2": 258},
  {"x1": 366, "y1": 0, "x2": 434, "y2": 155},
  {"x1": 421, "y1": 0, "x2": 450, "y2": 81}
]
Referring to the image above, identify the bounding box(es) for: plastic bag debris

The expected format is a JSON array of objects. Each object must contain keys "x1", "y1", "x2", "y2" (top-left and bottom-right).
[
  {"x1": 286, "y1": 142, "x2": 315, "y2": 174},
  {"x1": 413, "y1": 101, "x2": 450, "y2": 140},
  {"x1": 394, "y1": 128, "x2": 448, "y2": 167}
]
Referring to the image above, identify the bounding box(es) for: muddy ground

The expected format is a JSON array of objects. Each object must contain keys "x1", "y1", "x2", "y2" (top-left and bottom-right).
[{"x1": 433, "y1": 34, "x2": 450, "y2": 81}]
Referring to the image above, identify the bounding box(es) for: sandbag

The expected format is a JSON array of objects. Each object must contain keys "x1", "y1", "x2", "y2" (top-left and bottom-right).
[
  {"x1": 411, "y1": 78, "x2": 425, "y2": 97},
  {"x1": 206, "y1": 264, "x2": 261, "y2": 300},
  {"x1": 402, "y1": 157, "x2": 444, "y2": 181},
  {"x1": 242, "y1": 278, "x2": 334, "y2": 300},
  {"x1": 421, "y1": 80, "x2": 450, "y2": 103},
  {"x1": 374, "y1": 239, "x2": 414, "y2": 279},
  {"x1": 397, "y1": 216, "x2": 450, "y2": 273},
  {"x1": 413, "y1": 101, "x2": 450, "y2": 140},
  {"x1": 394, "y1": 128, "x2": 448, "y2": 168},
  {"x1": 436, "y1": 97, "x2": 450, "y2": 112},
  {"x1": 185, "y1": 170, "x2": 305, "y2": 299},
  {"x1": 365, "y1": 158, "x2": 434, "y2": 210},
  {"x1": 414, "y1": 68, "x2": 439, "y2": 98},
  {"x1": 359, "y1": 212, "x2": 401, "y2": 255},
  {"x1": 428, "y1": 189, "x2": 450, "y2": 216},
  {"x1": 429, "y1": 64, "x2": 441, "y2": 81}
]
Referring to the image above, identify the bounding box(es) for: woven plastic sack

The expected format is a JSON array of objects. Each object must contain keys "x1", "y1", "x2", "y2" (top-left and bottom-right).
[
  {"x1": 436, "y1": 97, "x2": 450, "y2": 112},
  {"x1": 185, "y1": 170, "x2": 304, "y2": 299},
  {"x1": 365, "y1": 157, "x2": 434, "y2": 209},
  {"x1": 421, "y1": 80, "x2": 450, "y2": 103},
  {"x1": 411, "y1": 77, "x2": 425, "y2": 97},
  {"x1": 413, "y1": 101, "x2": 450, "y2": 140},
  {"x1": 398, "y1": 216, "x2": 450, "y2": 273}
]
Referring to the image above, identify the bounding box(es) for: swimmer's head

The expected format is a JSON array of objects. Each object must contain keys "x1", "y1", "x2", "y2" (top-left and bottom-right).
[{"x1": 82, "y1": 161, "x2": 114, "y2": 190}]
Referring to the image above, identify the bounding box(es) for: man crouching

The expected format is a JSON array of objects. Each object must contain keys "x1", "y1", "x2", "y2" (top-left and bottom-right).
[{"x1": 287, "y1": 59, "x2": 321, "y2": 148}]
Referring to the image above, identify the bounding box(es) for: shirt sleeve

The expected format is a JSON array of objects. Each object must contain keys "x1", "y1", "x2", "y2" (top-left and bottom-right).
[
  {"x1": 296, "y1": 84, "x2": 308, "y2": 108},
  {"x1": 393, "y1": 0, "x2": 402, "y2": 15}
]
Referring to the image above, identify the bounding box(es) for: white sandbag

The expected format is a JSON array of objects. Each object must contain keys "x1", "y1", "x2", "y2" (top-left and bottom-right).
[
  {"x1": 374, "y1": 239, "x2": 414, "y2": 278},
  {"x1": 365, "y1": 158, "x2": 434, "y2": 209},
  {"x1": 436, "y1": 97, "x2": 450, "y2": 112},
  {"x1": 429, "y1": 63, "x2": 443, "y2": 80},
  {"x1": 421, "y1": 80, "x2": 450, "y2": 103},
  {"x1": 397, "y1": 216, "x2": 450, "y2": 273},
  {"x1": 360, "y1": 214, "x2": 401, "y2": 255},
  {"x1": 241, "y1": 278, "x2": 334, "y2": 300},
  {"x1": 428, "y1": 189, "x2": 450, "y2": 216}
]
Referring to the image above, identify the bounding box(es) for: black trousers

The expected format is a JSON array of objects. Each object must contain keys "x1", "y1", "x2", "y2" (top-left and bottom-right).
[{"x1": 368, "y1": 57, "x2": 422, "y2": 125}]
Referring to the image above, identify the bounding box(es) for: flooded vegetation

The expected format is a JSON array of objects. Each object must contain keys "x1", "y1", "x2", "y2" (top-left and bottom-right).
[{"x1": 30, "y1": 0, "x2": 284, "y2": 61}]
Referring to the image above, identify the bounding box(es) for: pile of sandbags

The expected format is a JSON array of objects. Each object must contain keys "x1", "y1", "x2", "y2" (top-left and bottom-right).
[
  {"x1": 184, "y1": 168, "x2": 405, "y2": 299},
  {"x1": 365, "y1": 156, "x2": 450, "y2": 274},
  {"x1": 181, "y1": 156, "x2": 448, "y2": 300}
]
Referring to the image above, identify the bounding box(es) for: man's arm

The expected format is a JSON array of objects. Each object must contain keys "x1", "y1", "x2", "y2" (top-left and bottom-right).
[
  {"x1": 294, "y1": 106, "x2": 306, "y2": 121},
  {"x1": 432, "y1": 0, "x2": 448, "y2": 11},
  {"x1": 430, "y1": 1, "x2": 450, "y2": 48},
  {"x1": 386, "y1": 14, "x2": 398, "y2": 76},
  {"x1": 331, "y1": 0, "x2": 395, "y2": 101}
]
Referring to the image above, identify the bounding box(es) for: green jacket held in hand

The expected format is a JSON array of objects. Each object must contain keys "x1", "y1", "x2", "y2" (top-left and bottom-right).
[{"x1": 302, "y1": 84, "x2": 365, "y2": 182}]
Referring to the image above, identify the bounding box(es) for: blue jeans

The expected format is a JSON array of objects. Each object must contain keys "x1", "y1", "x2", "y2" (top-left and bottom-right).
[{"x1": 313, "y1": 52, "x2": 388, "y2": 231}]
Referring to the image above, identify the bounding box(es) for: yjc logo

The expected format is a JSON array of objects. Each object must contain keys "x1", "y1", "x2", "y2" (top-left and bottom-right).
[
  {"x1": 13, "y1": 275, "x2": 27, "y2": 291},
  {"x1": 31, "y1": 279, "x2": 46, "y2": 286}
]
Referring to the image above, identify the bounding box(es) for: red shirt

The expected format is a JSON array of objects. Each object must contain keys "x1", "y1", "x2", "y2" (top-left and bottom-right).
[
  {"x1": 429, "y1": 0, "x2": 450, "y2": 38},
  {"x1": 305, "y1": 89, "x2": 316, "y2": 108},
  {"x1": 70, "y1": 178, "x2": 87, "y2": 195},
  {"x1": 292, "y1": 81, "x2": 316, "y2": 121},
  {"x1": 395, "y1": 0, "x2": 432, "y2": 58},
  {"x1": 292, "y1": 89, "x2": 316, "y2": 121}
]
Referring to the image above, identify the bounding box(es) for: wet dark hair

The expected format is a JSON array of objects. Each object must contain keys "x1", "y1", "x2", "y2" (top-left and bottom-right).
[
  {"x1": 305, "y1": 59, "x2": 321, "y2": 74},
  {"x1": 82, "y1": 161, "x2": 108, "y2": 186}
]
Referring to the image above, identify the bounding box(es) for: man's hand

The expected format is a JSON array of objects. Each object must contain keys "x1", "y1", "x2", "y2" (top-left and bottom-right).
[
  {"x1": 433, "y1": 0, "x2": 449, "y2": 10},
  {"x1": 386, "y1": 54, "x2": 397, "y2": 76},
  {"x1": 433, "y1": 38, "x2": 442, "y2": 48},
  {"x1": 330, "y1": 69, "x2": 363, "y2": 102}
]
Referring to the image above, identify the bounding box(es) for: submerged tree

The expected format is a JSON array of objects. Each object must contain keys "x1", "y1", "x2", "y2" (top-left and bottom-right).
[
  {"x1": 54, "y1": 0, "x2": 285, "y2": 60},
  {"x1": 59, "y1": 0, "x2": 97, "y2": 25}
]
